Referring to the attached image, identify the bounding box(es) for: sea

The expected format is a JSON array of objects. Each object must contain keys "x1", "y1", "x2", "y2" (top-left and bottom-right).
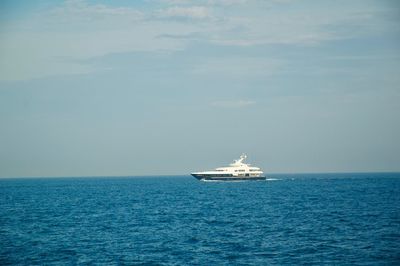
[{"x1": 1, "y1": 173, "x2": 399, "y2": 265}]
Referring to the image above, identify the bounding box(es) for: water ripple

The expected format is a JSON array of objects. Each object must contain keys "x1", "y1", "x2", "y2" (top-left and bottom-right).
[{"x1": 1, "y1": 174, "x2": 399, "y2": 265}]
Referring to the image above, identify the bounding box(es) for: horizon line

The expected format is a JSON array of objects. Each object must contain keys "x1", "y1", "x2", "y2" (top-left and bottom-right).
[{"x1": 1, "y1": 171, "x2": 400, "y2": 179}]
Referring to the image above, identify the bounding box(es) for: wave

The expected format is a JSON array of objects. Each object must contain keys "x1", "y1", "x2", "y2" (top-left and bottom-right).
[{"x1": 265, "y1": 178, "x2": 282, "y2": 181}]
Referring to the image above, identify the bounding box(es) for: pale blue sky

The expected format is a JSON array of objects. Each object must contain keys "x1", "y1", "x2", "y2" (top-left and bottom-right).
[{"x1": 0, "y1": 0, "x2": 399, "y2": 177}]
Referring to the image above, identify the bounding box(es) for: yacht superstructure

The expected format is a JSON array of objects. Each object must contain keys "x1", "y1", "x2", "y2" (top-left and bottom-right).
[{"x1": 191, "y1": 154, "x2": 265, "y2": 181}]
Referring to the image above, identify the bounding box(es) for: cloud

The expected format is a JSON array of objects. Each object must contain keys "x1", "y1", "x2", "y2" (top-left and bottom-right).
[
  {"x1": 158, "y1": 6, "x2": 211, "y2": 20},
  {"x1": 158, "y1": 0, "x2": 247, "y2": 5},
  {"x1": 207, "y1": 0, "x2": 248, "y2": 6},
  {"x1": 42, "y1": 0, "x2": 144, "y2": 29},
  {"x1": 157, "y1": 0, "x2": 193, "y2": 4},
  {"x1": 211, "y1": 100, "x2": 256, "y2": 108},
  {"x1": 192, "y1": 57, "x2": 284, "y2": 77},
  {"x1": 0, "y1": 0, "x2": 395, "y2": 81},
  {"x1": 156, "y1": 32, "x2": 205, "y2": 40},
  {"x1": 0, "y1": 1, "x2": 187, "y2": 81}
]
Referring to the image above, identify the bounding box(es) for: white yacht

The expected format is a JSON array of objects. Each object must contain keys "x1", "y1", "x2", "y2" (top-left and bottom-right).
[{"x1": 191, "y1": 154, "x2": 265, "y2": 181}]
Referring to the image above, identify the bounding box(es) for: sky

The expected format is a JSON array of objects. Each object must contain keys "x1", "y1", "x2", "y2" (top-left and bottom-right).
[{"x1": 0, "y1": 0, "x2": 399, "y2": 177}]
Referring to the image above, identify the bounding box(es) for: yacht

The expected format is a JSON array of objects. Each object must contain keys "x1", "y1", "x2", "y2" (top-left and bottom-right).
[{"x1": 191, "y1": 154, "x2": 265, "y2": 181}]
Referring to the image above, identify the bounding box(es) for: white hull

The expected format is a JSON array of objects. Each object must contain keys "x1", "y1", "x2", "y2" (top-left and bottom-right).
[{"x1": 192, "y1": 174, "x2": 266, "y2": 181}]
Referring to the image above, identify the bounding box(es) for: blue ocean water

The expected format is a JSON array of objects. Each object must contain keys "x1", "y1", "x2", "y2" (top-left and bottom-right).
[{"x1": 1, "y1": 173, "x2": 399, "y2": 265}]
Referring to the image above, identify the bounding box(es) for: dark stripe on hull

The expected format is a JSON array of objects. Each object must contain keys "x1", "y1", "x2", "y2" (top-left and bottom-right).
[{"x1": 191, "y1": 174, "x2": 266, "y2": 181}]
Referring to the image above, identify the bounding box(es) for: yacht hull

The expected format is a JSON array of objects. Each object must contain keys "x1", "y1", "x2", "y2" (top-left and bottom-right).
[{"x1": 191, "y1": 174, "x2": 266, "y2": 181}]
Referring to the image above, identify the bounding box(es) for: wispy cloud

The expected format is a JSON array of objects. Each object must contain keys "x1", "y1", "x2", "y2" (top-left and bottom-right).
[
  {"x1": 192, "y1": 57, "x2": 284, "y2": 77},
  {"x1": 156, "y1": 32, "x2": 203, "y2": 40},
  {"x1": 0, "y1": 0, "x2": 396, "y2": 81},
  {"x1": 38, "y1": 0, "x2": 145, "y2": 30},
  {"x1": 211, "y1": 100, "x2": 256, "y2": 108},
  {"x1": 207, "y1": 0, "x2": 248, "y2": 6},
  {"x1": 157, "y1": 6, "x2": 211, "y2": 20},
  {"x1": 158, "y1": 0, "x2": 247, "y2": 6}
]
